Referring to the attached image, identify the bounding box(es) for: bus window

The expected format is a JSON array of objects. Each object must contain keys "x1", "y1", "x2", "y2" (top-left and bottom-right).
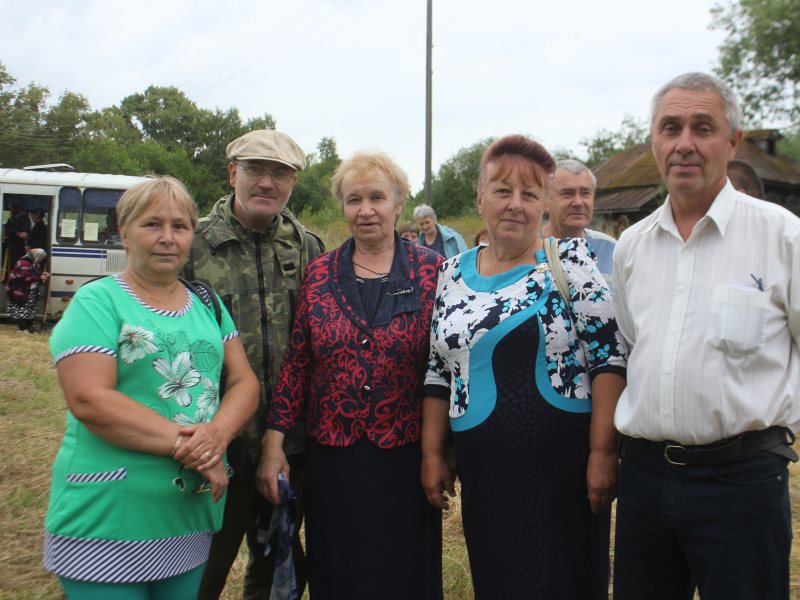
[
  {"x1": 83, "y1": 188, "x2": 124, "y2": 245},
  {"x1": 56, "y1": 187, "x2": 81, "y2": 245}
]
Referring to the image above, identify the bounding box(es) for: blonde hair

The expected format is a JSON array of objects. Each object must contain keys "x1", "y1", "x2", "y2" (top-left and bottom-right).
[
  {"x1": 116, "y1": 176, "x2": 198, "y2": 231},
  {"x1": 331, "y1": 151, "x2": 410, "y2": 207}
]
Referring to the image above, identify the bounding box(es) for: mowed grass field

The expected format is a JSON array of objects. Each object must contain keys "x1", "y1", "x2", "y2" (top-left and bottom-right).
[{"x1": 1, "y1": 321, "x2": 799, "y2": 599}]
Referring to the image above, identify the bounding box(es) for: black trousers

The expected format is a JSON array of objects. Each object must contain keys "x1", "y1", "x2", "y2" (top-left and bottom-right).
[
  {"x1": 614, "y1": 439, "x2": 791, "y2": 600},
  {"x1": 198, "y1": 452, "x2": 306, "y2": 600}
]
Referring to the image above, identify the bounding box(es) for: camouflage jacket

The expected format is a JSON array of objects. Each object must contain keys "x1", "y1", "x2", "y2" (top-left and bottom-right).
[{"x1": 187, "y1": 194, "x2": 324, "y2": 459}]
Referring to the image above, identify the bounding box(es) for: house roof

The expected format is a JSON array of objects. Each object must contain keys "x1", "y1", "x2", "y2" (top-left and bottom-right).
[
  {"x1": 593, "y1": 130, "x2": 800, "y2": 212},
  {"x1": 595, "y1": 186, "x2": 661, "y2": 212},
  {"x1": 594, "y1": 143, "x2": 660, "y2": 190},
  {"x1": 735, "y1": 137, "x2": 800, "y2": 186}
]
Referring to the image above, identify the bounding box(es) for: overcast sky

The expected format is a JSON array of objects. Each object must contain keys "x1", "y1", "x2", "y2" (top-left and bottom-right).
[{"x1": 2, "y1": 0, "x2": 728, "y2": 191}]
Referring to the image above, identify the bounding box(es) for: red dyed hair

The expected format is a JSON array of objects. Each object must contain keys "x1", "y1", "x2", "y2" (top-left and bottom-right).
[{"x1": 478, "y1": 135, "x2": 556, "y2": 191}]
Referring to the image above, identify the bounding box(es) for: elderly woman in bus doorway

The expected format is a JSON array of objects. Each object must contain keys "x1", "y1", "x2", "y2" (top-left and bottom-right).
[
  {"x1": 43, "y1": 176, "x2": 258, "y2": 599},
  {"x1": 261, "y1": 151, "x2": 444, "y2": 599},
  {"x1": 421, "y1": 135, "x2": 627, "y2": 599},
  {"x1": 6, "y1": 247, "x2": 49, "y2": 333}
]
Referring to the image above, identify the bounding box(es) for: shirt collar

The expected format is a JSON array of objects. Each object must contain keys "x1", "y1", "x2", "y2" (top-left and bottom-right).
[
  {"x1": 650, "y1": 180, "x2": 736, "y2": 239},
  {"x1": 335, "y1": 233, "x2": 421, "y2": 328}
]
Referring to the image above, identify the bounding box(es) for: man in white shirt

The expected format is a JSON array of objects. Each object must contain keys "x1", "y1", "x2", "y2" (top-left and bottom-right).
[
  {"x1": 541, "y1": 159, "x2": 616, "y2": 288},
  {"x1": 613, "y1": 72, "x2": 800, "y2": 600}
]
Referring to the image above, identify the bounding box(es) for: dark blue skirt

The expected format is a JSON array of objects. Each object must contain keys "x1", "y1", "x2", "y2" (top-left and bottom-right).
[
  {"x1": 304, "y1": 437, "x2": 443, "y2": 600},
  {"x1": 455, "y1": 313, "x2": 611, "y2": 599}
]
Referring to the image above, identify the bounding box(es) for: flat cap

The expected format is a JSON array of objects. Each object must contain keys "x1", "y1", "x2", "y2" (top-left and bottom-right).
[{"x1": 226, "y1": 129, "x2": 306, "y2": 171}]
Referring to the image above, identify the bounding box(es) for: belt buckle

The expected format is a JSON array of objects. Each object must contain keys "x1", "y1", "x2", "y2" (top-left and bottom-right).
[{"x1": 664, "y1": 444, "x2": 689, "y2": 466}]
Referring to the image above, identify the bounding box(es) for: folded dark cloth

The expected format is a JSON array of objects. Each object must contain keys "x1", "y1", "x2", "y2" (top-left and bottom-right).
[{"x1": 256, "y1": 474, "x2": 300, "y2": 600}]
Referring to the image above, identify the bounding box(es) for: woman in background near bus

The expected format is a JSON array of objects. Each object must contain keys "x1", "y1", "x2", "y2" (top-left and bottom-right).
[
  {"x1": 6, "y1": 247, "x2": 49, "y2": 333},
  {"x1": 43, "y1": 176, "x2": 258, "y2": 599}
]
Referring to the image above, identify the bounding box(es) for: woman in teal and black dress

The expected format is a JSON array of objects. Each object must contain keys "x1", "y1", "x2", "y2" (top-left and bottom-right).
[
  {"x1": 44, "y1": 177, "x2": 258, "y2": 599},
  {"x1": 421, "y1": 135, "x2": 627, "y2": 599}
]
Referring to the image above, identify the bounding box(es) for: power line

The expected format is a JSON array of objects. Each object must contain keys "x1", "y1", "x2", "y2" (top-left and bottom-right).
[
  {"x1": 190, "y1": 0, "x2": 361, "y2": 101},
  {"x1": 203, "y1": 0, "x2": 389, "y2": 107},
  {"x1": 179, "y1": 0, "x2": 329, "y2": 94}
]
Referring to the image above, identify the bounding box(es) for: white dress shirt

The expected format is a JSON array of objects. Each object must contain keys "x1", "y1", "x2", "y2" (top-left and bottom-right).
[{"x1": 613, "y1": 181, "x2": 800, "y2": 444}]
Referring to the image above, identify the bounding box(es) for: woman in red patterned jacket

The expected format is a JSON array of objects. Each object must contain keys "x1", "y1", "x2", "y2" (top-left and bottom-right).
[{"x1": 261, "y1": 151, "x2": 444, "y2": 599}]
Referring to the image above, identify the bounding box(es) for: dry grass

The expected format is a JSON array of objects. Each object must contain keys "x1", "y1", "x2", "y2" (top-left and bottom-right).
[
  {"x1": 2, "y1": 320, "x2": 800, "y2": 599},
  {"x1": 0, "y1": 323, "x2": 65, "y2": 600}
]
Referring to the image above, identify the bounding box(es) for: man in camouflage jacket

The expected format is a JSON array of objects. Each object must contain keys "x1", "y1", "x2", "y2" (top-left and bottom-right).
[{"x1": 189, "y1": 130, "x2": 324, "y2": 600}]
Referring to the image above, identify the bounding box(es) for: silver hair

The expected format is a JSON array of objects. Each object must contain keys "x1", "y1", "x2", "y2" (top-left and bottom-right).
[
  {"x1": 650, "y1": 72, "x2": 742, "y2": 137},
  {"x1": 412, "y1": 204, "x2": 437, "y2": 221},
  {"x1": 556, "y1": 159, "x2": 596, "y2": 188},
  {"x1": 31, "y1": 248, "x2": 47, "y2": 260}
]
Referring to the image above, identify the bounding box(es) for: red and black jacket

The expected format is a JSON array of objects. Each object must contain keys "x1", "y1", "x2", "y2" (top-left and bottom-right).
[{"x1": 267, "y1": 235, "x2": 443, "y2": 448}]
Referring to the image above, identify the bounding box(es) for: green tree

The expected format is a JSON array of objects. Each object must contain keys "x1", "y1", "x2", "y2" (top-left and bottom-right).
[
  {"x1": 116, "y1": 87, "x2": 279, "y2": 210},
  {"x1": 551, "y1": 146, "x2": 577, "y2": 161},
  {"x1": 120, "y1": 86, "x2": 205, "y2": 150},
  {"x1": 292, "y1": 136, "x2": 341, "y2": 215},
  {"x1": 778, "y1": 127, "x2": 800, "y2": 163},
  {"x1": 41, "y1": 91, "x2": 92, "y2": 160},
  {"x1": 580, "y1": 114, "x2": 648, "y2": 166},
  {"x1": 420, "y1": 137, "x2": 495, "y2": 218},
  {"x1": 0, "y1": 62, "x2": 51, "y2": 167},
  {"x1": 0, "y1": 64, "x2": 324, "y2": 216},
  {"x1": 711, "y1": 0, "x2": 800, "y2": 123}
]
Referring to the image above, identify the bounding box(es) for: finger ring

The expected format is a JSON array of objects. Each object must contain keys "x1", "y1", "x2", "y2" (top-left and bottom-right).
[{"x1": 203, "y1": 451, "x2": 212, "y2": 459}]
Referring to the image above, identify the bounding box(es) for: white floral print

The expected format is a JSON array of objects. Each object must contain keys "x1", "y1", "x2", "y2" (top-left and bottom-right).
[
  {"x1": 426, "y1": 239, "x2": 628, "y2": 418},
  {"x1": 118, "y1": 324, "x2": 159, "y2": 364},
  {"x1": 153, "y1": 351, "x2": 202, "y2": 407}
]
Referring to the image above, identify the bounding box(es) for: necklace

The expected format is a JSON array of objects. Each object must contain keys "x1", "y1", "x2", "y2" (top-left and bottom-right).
[{"x1": 352, "y1": 260, "x2": 389, "y2": 278}]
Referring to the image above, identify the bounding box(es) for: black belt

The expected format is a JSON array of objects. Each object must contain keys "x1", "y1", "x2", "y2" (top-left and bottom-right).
[{"x1": 625, "y1": 427, "x2": 798, "y2": 466}]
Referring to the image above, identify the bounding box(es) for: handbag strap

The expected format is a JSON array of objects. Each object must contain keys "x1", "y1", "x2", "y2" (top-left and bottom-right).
[{"x1": 543, "y1": 237, "x2": 571, "y2": 309}]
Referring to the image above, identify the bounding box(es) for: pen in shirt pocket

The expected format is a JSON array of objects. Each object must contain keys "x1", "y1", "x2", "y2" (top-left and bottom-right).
[{"x1": 750, "y1": 273, "x2": 764, "y2": 291}]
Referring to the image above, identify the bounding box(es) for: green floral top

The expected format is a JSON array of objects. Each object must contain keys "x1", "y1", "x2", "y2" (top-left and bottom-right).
[{"x1": 44, "y1": 276, "x2": 238, "y2": 583}]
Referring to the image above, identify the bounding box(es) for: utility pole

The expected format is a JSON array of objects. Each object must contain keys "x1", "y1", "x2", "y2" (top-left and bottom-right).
[{"x1": 424, "y1": 0, "x2": 433, "y2": 206}]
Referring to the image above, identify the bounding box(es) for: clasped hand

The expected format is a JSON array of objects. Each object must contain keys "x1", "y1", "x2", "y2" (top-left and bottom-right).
[{"x1": 173, "y1": 423, "x2": 229, "y2": 501}]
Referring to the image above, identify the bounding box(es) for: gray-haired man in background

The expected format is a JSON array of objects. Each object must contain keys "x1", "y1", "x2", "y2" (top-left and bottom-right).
[{"x1": 541, "y1": 159, "x2": 616, "y2": 288}]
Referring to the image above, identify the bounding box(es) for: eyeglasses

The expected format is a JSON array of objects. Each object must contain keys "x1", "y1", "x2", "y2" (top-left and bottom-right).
[{"x1": 236, "y1": 162, "x2": 295, "y2": 185}]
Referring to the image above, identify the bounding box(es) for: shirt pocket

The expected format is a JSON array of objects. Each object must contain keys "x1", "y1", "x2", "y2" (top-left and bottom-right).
[
  {"x1": 51, "y1": 468, "x2": 128, "y2": 538},
  {"x1": 707, "y1": 284, "x2": 768, "y2": 357}
]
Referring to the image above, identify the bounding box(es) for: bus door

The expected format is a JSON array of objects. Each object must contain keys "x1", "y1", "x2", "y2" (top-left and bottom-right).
[{"x1": 1, "y1": 185, "x2": 53, "y2": 313}]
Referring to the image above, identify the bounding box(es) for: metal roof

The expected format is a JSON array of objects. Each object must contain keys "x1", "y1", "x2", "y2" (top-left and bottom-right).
[
  {"x1": 595, "y1": 186, "x2": 661, "y2": 212},
  {"x1": 0, "y1": 168, "x2": 150, "y2": 189}
]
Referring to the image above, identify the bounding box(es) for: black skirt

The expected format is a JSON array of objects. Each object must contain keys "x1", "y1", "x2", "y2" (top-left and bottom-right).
[{"x1": 304, "y1": 437, "x2": 443, "y2": 600}]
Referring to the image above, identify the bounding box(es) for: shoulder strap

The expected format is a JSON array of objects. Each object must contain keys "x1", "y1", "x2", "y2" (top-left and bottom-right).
[
  {"x1": 179, "y1": 276, "x2": 222, "y2": 326},
  {"x1": 301, "y1": 229, "x2": 325, "y2": 267},
  {"x1": 182, "y1": 246, "x2": 196, "y2": 281},
  {"x1": 543, "y1": 237, "x2": 571, "y2": 309}
]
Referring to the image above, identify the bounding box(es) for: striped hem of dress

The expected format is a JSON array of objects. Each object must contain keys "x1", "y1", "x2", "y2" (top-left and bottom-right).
[
  {"x1": 43, "y1": 530, "x2": 212, "y2": 583},
  {"x1": 53, "y1": 346, "x2": 117, "y2": 365}
]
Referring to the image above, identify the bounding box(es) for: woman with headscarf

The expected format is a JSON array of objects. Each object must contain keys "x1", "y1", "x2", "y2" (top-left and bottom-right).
[
  {"x1": 421, "y1": 135, "x2": 627, "y2": 599},
  {"x1": 261, "y1": 151, "x2": 444, "y2": 599},
  {"x1": 6, "y1": 247, "x2": 49, "y2": 333}
]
